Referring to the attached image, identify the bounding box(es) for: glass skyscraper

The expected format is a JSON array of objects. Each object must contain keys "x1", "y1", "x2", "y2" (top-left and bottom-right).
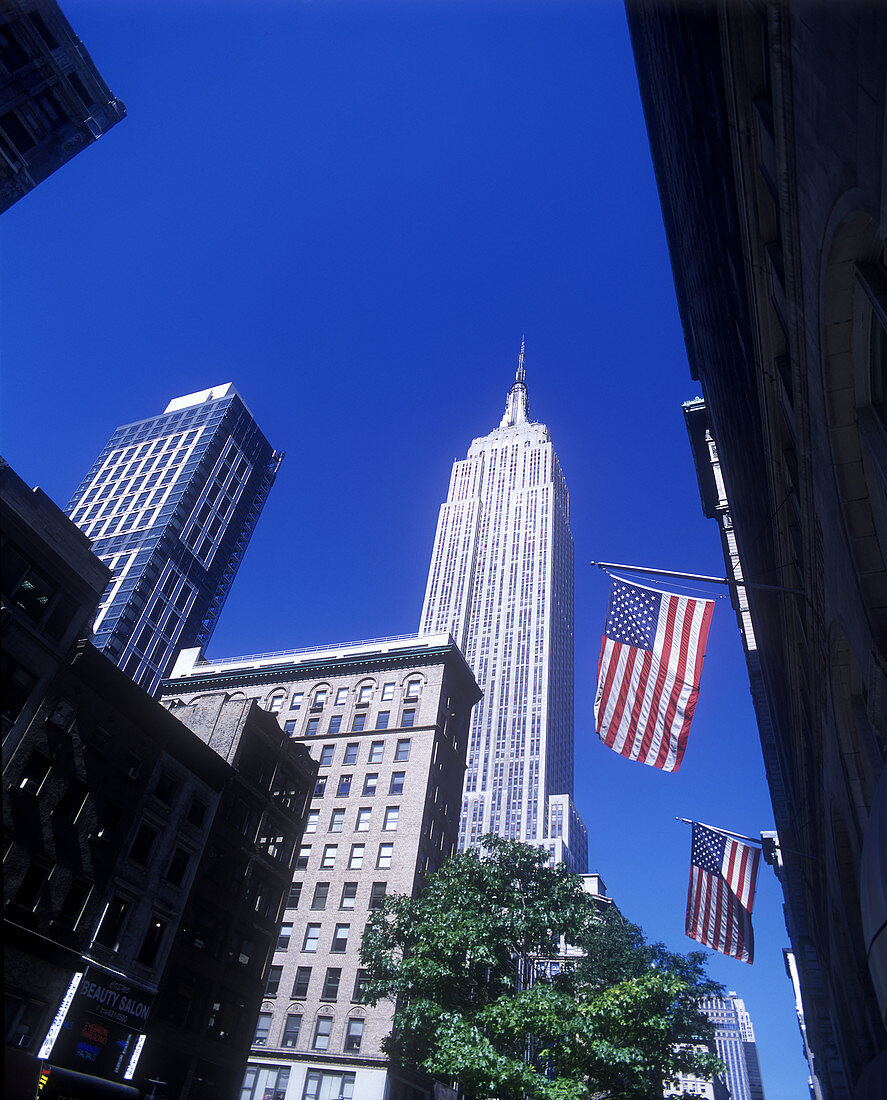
[
  {"x1": 419, "y1": 348, "x2": 587, "y2": 870},
  {"x1": 701, "y1": 992, "x2": 766, "y2": 1100},
  {"x1": 66, "y1": 384, "x2": 282, "y2": 695}
]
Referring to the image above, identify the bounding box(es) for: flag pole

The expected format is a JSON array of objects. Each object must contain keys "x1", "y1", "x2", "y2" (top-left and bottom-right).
[
  {"x1": 590, "y1": 560, "x2": 803, "y2": 596},
  {"x1": 676, "y1": 817, "x2": 763, "y2": 847}
]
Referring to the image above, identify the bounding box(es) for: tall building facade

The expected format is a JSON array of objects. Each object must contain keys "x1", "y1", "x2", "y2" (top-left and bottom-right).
[
  {"x1": 162, "y1": 633, "x2": 481, "y2": 1100},
  {"x1": 65, "y1": 384, "x2": 282, "y2": 696},
  {"x1": 626, "y1": 1, "x2": 887, "y2": 1095},
  {"x1": 700, "y1": 992, "x2": 765, "y2": 1100},
  {"x1": 1, "y1": 0, "x2": 126, "y2": 212},
  {"x1": 419, "y1": 350, "x2": 587, "y2": 871}
]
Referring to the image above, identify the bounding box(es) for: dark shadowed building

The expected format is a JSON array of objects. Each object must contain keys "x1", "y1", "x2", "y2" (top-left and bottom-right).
[
  {"x1": 0, "y1": 0, "x2": 125, "y2": 211},
  {"x1": 625, "y1": 2, "x2": 886, "y2": 1098},
  {"x1": 2, "y1": 459, "x2": 315, "y2": 1100}
]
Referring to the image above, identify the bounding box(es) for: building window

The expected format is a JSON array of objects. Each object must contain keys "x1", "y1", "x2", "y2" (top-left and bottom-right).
[
  {"x1": 187, "y1": 797, "x2": 207, "y2": 827},
  {"x1": 93, "y1": 895, "x2": 130, "y2": 949},
  {"x1": 337, "y1": 775, "x2": 352, "y2": 796},
  {"x1": 5, "y1": 995, "x2": 46, "y2": 1053},
  {"x1": 287, "y1": 882, "x2": 302, "y2": 909},
  {"x1": 389, "y1": 771, "x2": 405, "y2": 795},
  {"x1": 340, "y1": 882, "x2": 358, "y2": 909},
  {"x1": 395, "y1": 738, "x2": 411, "y2": 760},
  {"x1": 305, "y1": 810, "x2": 319, "y2": 833},
  {"x1": 277, "y1": 923, "x2": 292, "y2": 951},
  {"x1": 165, "y1": 846, "x2": 191, "y2": 887},
  {"x1": 321, "y1": 967, "x2": 342, "y2": 1000},
  {"x1": 128, "y1": 823, "x2": 159, "y2": 866},
  {"x1": 241, "y1": 1065, "x2": 291, "y2": 1100},
  {"x1": 281, "y1": 1013, "x2": 302, "y2": 1048},
  {"x1": 312, "y1": 1016, "x2": 333, "y2": 1051},
  {"x1": 344, "y1": 1017, "x2": 365, "y2": 1052},
  {"x1": 17, "y1": 751, "x2": 50, "y2": 795},
  {"x1": 302, "y1": 924, "x2": 321, "y2": 952},
  {"x1": 154, "y1": 771, "x2": 177, "y2": 803},
  {"x1": 296, "y1": 846, "x2": 311, "y2": 870},
  {"x1": 356, "y1": 808, "x2": 371, "y2": 831},
  {"x1": 362, "y1": 773, "x2": 378, "y2": 796},
  {"x1": 335, "y1": 687, "x2": 349, "y2": 705},
  {"x1": 290, "y1": 692, "x2": 304, "y2": 710},
  {"x1": 401, "y1": 710, "x2": 416, "y2": 729},
  {"x1": 254, "y1": 1012, "x2": 273, "y2": 1046},
  {"x1": 306, "y1": 718, "x2": 320, "y2": 736},
  {"x1": 381, "y1": 682, "x2": 395, "y2": 701},
  {"x1": 348, "y1": 844, "x2": 365, "y2": 869},
  {"x1": 56, "y1": 879, "x2": 90, "y2": 929},
  {"x1": 383, "y1": 807, "x2": 399, "y2": 831},
  {"x1": 343, "y1": 743, "x2": 359, "y2": 765},
  {"x1": 330, "y1": 924, "x2": 350, "y2": 953},
  {"x1": 351, "y1": 713, "x2": 366, "y2": 732},
  {"x1": 319, "y1": 745, "x2": 335, "y2": 767},
  {"x1": 377, "y1": 843, "x2": 394, "y2": 869},
  {"x1": 303, "y1": 1071, "x2": 355, "y2": 1100},
  {"x1": 284, "y1": 719, "x2": 297, "y2": 734},
  {"x1": 329, "y1": 808, "x2": 345, "y2": 832},
  {"x1": 311, "y1": 883, "x2": 330, "y2": 910},
  {"x1": 328, "y1": 715, "x2": 342, "y2": 735},
  {"x1": 312, "y1": 687, "x2": 328, "y2": 708},
  {"x1": 314, "y1": 777, "x2": 327, "y2": 796},
  {"x1": 357, "y1": 684, "x2": 373, "y2": 704},
  {"x1": 369, "y1": 741, "x2": 384, "y2": 763},
  {"x1": 375, "y1": 710, "x2": 390, "y2": 729},
  {"x1": 268, "y1": 692, "x2": 285, "y2": 713},
  {"x1": 321, "y1": 844, "x2": 338, "y2": 869},
  {"x1": 265, "y1": 965, "x2": 283, "y2": 996},
  {"x1": 368, "y1": 882, "x2": 387, "y2": 910},
  {"x1": 291, "y1": 966, "x2": 311, "y2": 999},
  {"x1": 352, "y1": 970, "x2": 369, "y2": 1003},
  {"x1": 404, "y1": 679, "x2": 421, "y2": 700}
]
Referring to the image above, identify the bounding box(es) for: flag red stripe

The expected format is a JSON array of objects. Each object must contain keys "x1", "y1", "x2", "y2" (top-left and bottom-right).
[
  {"x1": 595, "y1": 580, "x2": 715, "y2": 772},
  {"x1": 638, "y1": 594, "x2": 678, "y2": 764},
  {"x1": 654, "y1": 596, "x2": 696, "y2": 769}
]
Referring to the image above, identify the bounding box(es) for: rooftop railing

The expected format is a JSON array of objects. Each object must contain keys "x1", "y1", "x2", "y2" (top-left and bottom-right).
[{"x1": 198, "y1": 631, "x2": 444, "y2": 667}]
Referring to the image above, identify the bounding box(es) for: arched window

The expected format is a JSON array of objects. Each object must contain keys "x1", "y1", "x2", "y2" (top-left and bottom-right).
[{"x1": 266, "y1": 690, "x2": 285, "y2": 714}]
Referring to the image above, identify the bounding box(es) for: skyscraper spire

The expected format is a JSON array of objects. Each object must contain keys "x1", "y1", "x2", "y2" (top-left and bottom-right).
[
  {"x1": 420, "y1": 362, "x2": 588, "y2": 871},
  {"x1": 500, "y1": 337, "x2": 530, "y2": 427}
]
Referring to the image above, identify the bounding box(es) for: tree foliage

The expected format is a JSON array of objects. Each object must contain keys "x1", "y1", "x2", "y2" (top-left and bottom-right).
[{"x1": 360, "y1": 836, "x2": 724, "y2": 1100}]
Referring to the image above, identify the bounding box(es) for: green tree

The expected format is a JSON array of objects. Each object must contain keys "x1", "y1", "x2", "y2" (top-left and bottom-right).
[{"x1": 360, "y1": 836, "x2": 724, "y2": 1100}]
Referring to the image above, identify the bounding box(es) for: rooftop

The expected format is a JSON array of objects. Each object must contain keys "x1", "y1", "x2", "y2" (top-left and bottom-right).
[{"x1": 168, "y1": 631, "x2": 459, "y2": 679}]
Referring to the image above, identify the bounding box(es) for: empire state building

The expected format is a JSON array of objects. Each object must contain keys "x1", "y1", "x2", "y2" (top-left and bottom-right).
[{"x1": 420, "y1": 346, "x2": 587, "y2": 870}]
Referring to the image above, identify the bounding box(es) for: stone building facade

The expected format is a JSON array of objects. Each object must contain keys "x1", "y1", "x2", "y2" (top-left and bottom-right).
[
  {"x1": 0, "y1": 0, "x2": 126, "y2": 211},
  {"x1": 162, "y1": 634, "x2": 482, "y2": 1100},
  {"x1": 626, "y1": 2, "x2": 887, "y2": 1096}
]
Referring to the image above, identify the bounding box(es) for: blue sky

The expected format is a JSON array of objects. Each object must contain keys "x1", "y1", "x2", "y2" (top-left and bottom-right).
[{"x1": 2, "y1": 2, "x2": 809, "y2": 1094}]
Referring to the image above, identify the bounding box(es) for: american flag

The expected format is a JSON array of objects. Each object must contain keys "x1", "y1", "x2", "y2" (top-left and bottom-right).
[
  {"x1": 686, "y1": 821, "x2": 760, "y2": 963},
  {"x1": 594, "y1": 576, "x2": 715, "y2": 771}
]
